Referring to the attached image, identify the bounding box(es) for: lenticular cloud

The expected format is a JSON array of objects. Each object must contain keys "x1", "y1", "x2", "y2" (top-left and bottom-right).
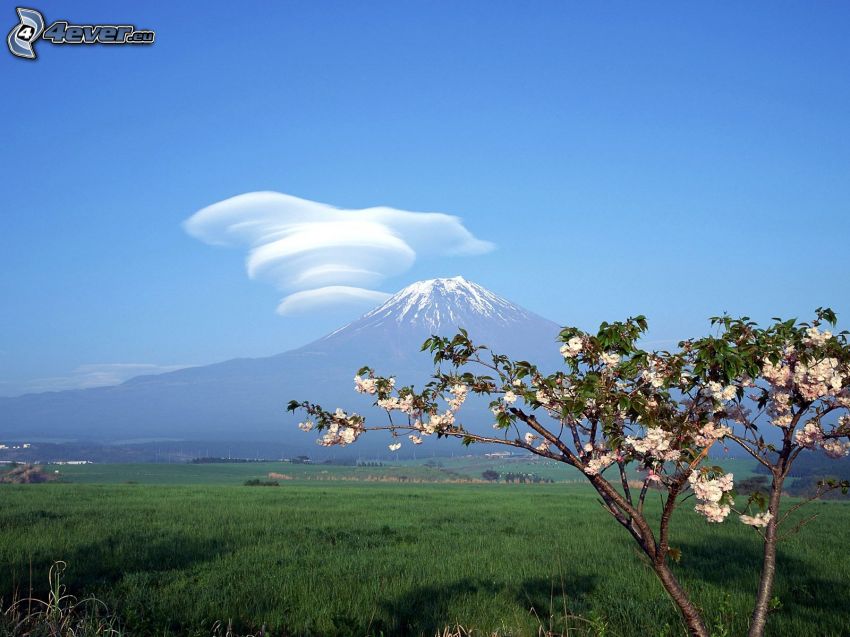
[{"x1": 183, "y1": 192, "x2": 494, "y2": 314}]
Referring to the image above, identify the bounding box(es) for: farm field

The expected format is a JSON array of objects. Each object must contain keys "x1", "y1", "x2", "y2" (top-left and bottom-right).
[
  {"x1": 1, "y1": 467, "x2": 848, "y2": 636},
  {"x1": 43, "y1": 455, "x2": 762, "y2": 486}
]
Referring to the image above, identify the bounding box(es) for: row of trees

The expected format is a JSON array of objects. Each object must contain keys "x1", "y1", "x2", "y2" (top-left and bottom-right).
[
  {"x1": 481, "y1": 469, "x2": 554, "y2": 483},
  {"x1": 289, "y1": 309, "x2": 850, "y2": 637}
]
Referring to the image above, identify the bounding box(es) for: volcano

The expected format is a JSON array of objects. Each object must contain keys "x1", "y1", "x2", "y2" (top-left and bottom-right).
[{"x1": 0, "y1": 277, "x2": 562, "y2": 451}]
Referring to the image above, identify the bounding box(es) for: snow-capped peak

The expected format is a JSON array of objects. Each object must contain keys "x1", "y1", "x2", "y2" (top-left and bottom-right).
[{"x1": 356, "y1": 276, "x2": 534, "y2": 331}]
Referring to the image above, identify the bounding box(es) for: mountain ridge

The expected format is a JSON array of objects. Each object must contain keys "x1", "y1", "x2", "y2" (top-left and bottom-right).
[{"x1": 0, "y1": 277, "x2": 563, "y2": 449}]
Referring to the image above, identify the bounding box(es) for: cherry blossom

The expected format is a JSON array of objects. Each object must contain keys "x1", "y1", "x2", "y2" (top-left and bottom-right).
[
  {"x1": 559, "y1": 336, "x2": 583, "y2": 358},
  {"x1": 600, "y1": 352, "x2": 620, "y2": 367},
  {"x1": 625, "y1": 427, "x2": 680, "y2": 462},
  {"x1": 703, "y1": 381, "x2": 737, "y2": 403},
  {"x1": 583, "y1": 451, "x2": 617, "y2": 476},
  {"x1": 794, "y1": 420, "x2": 823, "y2": 448},
  {"x1": 822, "y1": 439, "x2": 850, "y2": 458},
  {"x1": 354, "y1": 375, "x2": 378, "y2": 394},
  {"x1": 688, "y1": 471, "x2": 734, "y2": 523},
  {"x1": 740, "y1": 512, "x2": 772, "y2": 528},
  {"x1": 693, "y1": 422, "x2": 731, "y2": 447}
]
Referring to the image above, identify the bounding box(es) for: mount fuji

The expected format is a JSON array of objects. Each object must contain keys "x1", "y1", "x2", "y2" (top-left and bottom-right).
[
  {"x1": 312, "y1": 276, "x2": 560, "y2": 362},
  {"x1": 0, "y1": 277, "x2": 562, "y2": 451}
]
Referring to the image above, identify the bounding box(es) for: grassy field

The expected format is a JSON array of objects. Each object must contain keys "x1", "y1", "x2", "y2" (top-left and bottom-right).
[
  {"x1": 43, "y1": 460, "x2": 476, "y2": 485},
  {"x1": 1, "y1": 464, "x2": 848, "y2": 636},
  {"x1": 43, "y1": 456, "x2": 761, "y2": 485}
]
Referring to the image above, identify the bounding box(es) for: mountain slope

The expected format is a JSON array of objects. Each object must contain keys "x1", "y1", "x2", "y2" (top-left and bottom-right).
[
  {"x1": 0, "y1": 277, "x2": 562, "y2": 450},
  {"x1": 303, "y1": 277, "x2": 560, "y2": 362}
]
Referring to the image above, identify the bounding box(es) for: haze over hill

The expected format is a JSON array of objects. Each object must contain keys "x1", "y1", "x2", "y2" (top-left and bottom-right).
[{"x1": 0, "y1": 277, "x2": 562, "y2": 452}]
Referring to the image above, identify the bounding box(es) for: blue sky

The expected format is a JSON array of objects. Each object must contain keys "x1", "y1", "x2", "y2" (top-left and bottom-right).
[{"x1": 2, "y1": 1, "x2": 849, "y2": 395}]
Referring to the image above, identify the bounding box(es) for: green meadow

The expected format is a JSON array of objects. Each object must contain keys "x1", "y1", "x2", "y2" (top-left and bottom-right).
[
  {"x1": 43, "y1": 456, "x2": 760, "y2": 486},
  {"x1": 1, "y1": 461, "x2": 848, "y2": 636}
]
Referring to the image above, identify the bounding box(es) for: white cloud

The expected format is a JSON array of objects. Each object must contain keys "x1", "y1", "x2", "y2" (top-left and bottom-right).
[
  {"x1": 276, "y1": 286, "x2": 391, "y2": 315},
  {"x1": 1, "y1": 363, "x2": 191, "y2": 396},
  {"x1": 183, "y1": 192, "x2": 494, "y2": 314}
]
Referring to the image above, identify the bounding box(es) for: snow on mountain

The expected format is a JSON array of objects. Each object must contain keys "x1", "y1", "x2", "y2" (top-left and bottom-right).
[
  {"x1": 314, "y1": 277, "x2": 558, "y2": 359},
  {"x1": 0, "y1": 278, "x2": 563, "y2": 447},
  {"x1": 359, "y1": 276, "x2": 534, "y2": 330}
]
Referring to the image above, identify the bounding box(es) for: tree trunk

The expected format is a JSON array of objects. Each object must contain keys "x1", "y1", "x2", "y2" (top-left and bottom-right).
[
  {"x1": 748, "y1": 473, "x2": 784, "y2": 637},
  {"x1": 653, "y1": 560, "x2": 710, "y2": 637},
  {"x1": 586, "y1": 473, "x2": 709, "y2": 636}
]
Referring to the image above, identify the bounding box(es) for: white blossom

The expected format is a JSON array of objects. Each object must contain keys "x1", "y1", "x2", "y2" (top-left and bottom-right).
[
  {"x1": 560, "y1": 336, "x2": 583, "y2": 358},
  {"x1": 795, "y1": 421, "x2": 823, "y2": 449},
  {"x1": 693, "y1": 421, "x2": 731, "y2": 447},
  {"x1": 641, "y1": 363, "x2": 665, "y2": 388},
  {"x1": 793, "y1": 357, "x2": 843, "y2": 401},
  {"x1": 584, "y1": 451, "x2": 616, "y2": 476},
  {"x1": 377, "y1": 397, "x2": 401, "y2": 410},
  {"x1": 695, "y1": 502, "x2": 731, "y2": 523},
  {"x1": 424, "y1": 411, "x2": 454, "y2": 434},
  {"x1": 447, "y1": 384, "x2": 469, "y2": 411},
  {"x1": 354, "y1": 375, "x2": 378, "y2": 395},
  {"x1": 688, "y1": 471, "x2": 734, "y2": 522},
  {"x1": 740, "y1": 511, "x2": 772, "y2": 528},
  {"x1": 804, "y1": 326, "x2": 833, "y2": 346},
  {"x1": 535, "y1": 389, "x2": 555, "y2": 409},
  {"x1": 626, "y1": 428, "x2": 680, "y2": 462},
  {"x1": 703, "y1": 381, "x2": 737, "y2": 403},
  {"x1": 822, "y1": 439, "x2": 850, "y2": 458},
  {"x1": 600, "y1": 352, "x2": 620, "y2": 367},
  {"x1": 762, "y1": 360, "x2": 792, "y2": 389}
]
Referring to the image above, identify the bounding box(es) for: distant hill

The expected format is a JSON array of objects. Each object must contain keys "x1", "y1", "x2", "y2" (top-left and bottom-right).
[{"x1": 0, "y1": 277, "x2": 563, "y2": 454}]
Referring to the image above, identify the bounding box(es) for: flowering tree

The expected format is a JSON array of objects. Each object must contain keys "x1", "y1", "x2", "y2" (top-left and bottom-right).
[{"x1": 288, "y1": 310, "x2": 850, "y2": 637}]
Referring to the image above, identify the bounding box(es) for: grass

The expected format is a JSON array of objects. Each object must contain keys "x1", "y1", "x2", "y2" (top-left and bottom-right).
[
  {"x1": 43, "y1": 461, "x2": 468, "y2": 485},
  {"x1": 0, "y1": 561, "x2": 123, "y2": 636},
  {"x1": 1, "y1": 472, "x2": 848, "y2": 636},
  {"x1": 43, "y1": 456, "x2": 760, "y2": 486}
]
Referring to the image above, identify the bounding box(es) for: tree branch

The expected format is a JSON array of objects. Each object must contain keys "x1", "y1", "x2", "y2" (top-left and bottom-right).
[
  {"x1": 725, "y1": 433, "x2": 772, "y2": 469},
  {"x1": 618, "y1": 461, "x2": 634, "y2": 507}
]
